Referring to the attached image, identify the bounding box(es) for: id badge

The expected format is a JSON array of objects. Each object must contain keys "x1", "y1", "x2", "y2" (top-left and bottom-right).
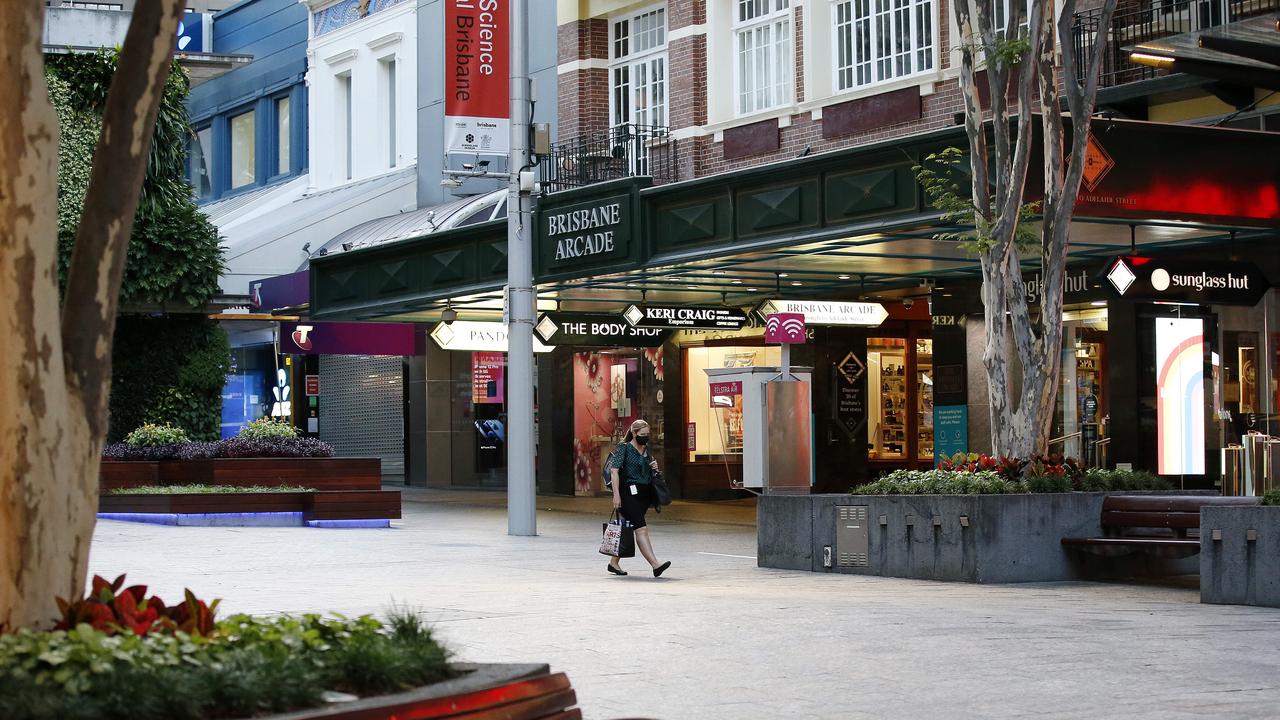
[{"x1": 629, "y1": 484, "x2": 639, "y2": 496}]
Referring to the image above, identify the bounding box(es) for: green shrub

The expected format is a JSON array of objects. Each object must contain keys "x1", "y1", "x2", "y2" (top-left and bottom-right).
[
  {"x1": 0, "y1": 612, "x2": 453, "y2": 720},
  {"x1": 1025, "y1": 474, "x2": 1073, "y2": 493},
  {"x1": 1079, "y1": 469, "x2": 1172, "y2": 492},
  {"x1": 124, "y1": 423, "x2": 188, "y2": 448},
  {"x1": 238, "y1": 418, "x2": 298, "y2": 441},
  {"x1": 854, "y1": 469, "x2": 1021, "y2": 495},
  {"x1": 1262, "y1": 489, "x2": 1280, "y2": 506}
]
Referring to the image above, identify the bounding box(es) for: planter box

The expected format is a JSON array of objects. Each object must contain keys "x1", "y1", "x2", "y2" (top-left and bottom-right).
[
  {"x1": 212, "y1": 457, "x2": 381, "y2": 490},
  {"x1": 1201, "y1": 506, "x2": 1280, "y2": 608},
  {"x1": 98, "y1": 489, "x2": 401, "y2": 526},
  {"x1": 256, "y1": 663, "x2": 579, "y2": 720},
  {"x1": 760, "y1": 492, "x2": 1200, "y2": 583},
  {"x1": 99, "y1": 461, "x2": 158, "y2": 490},
  {"x1": 100, "y1": 457, "x2": 381, "y2": 492}
]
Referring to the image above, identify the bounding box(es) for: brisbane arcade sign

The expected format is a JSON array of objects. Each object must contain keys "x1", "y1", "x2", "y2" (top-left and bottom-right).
[{"x1": 540, "y1": 193, "x2": 632, "y2": 270}]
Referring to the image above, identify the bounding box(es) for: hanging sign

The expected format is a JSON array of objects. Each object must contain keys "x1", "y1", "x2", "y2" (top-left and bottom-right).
[
  {"x1": 1103, "y1": 257, "x2": 1269, "y2": 306},
  {"x1": 758, "y1": 299, "x2": 888, "y2": 327},
  {"x1": 624, "y1": 304, "x2": 749, "y2": 330},
  {"x1": 534, "y1": 312, "x2": 669, "y2": 347},
  {"x1": 430, "y1": 321, "x2": 554, "y2": 352},
  {"x1": 444, "y1": 0, "x2": 509, "y2": 155}
]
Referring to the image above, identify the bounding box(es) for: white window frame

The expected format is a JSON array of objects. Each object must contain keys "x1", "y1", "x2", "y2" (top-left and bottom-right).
[
  {"x1": 608, "y1": 3, "x2": 669, "y2": 131},
  {"x1": 832, "y1": 0, "x2": 937, "y2": 93},
  {"x1": 733, "y1": 0, "x2": 794, "y2": 117},
  {"x1": 229, "y1": 108, "x2": 256, "y2": 190}
]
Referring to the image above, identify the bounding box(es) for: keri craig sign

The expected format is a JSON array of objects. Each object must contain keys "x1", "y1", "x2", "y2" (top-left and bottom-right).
[{"x1": 540, "y1": 194, "x2": 632, "y2": 270}]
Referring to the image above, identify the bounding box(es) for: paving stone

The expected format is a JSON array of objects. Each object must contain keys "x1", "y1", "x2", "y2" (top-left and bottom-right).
[{"x1": 89, "y1": 491, "x2": 1280, "y2": 719}]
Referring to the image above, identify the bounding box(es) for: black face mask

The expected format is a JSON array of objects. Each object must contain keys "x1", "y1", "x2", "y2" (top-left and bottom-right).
[{"x1": 635, "y1": 435, "x2": 650, "y2": 446}]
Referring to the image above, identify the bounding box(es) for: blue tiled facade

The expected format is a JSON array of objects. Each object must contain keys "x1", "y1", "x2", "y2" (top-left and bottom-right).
[
  {"x1": 187, "y1": 0, "x2": 309, "y2": 203},
  {"x1": 313, "y1": 0, "x2": 410, "y2": 36}
]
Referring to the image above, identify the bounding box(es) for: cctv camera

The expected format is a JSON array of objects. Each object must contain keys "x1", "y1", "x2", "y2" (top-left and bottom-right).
[
  {"x1": 341, "y1": 242, "x2": 354, "y2": 252},
  {"x1": 441, "y1": 307, "x2": 458, "y2": 325},
  {"x1": 902, "y1": 298, "x2": 915, "y2": 310}
]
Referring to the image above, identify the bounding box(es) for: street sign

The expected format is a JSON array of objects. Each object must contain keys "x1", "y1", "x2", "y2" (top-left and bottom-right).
[
  {"x1": 758, "y1": 299, "x2": 889, "y2": 326},
  {"x1": 765, "y1": 313, "x2": 807, "y2": 344},
  {"x1": 623, "y1": 304, "x2": 749, "y2": 330},
  {"x1": 534, "y1": 312, "x2": 669, "y2": 347}
]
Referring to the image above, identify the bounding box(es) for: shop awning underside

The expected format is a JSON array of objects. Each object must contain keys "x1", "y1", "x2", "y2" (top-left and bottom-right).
[
  {"x1": 309, "y1": 118, "x2": 1280, "y2": 323},
  {"x1": 376, "y1": 219, "x2": 1277, "y2": 323}
]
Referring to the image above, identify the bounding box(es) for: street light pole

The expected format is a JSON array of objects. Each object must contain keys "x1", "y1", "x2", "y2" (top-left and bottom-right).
[{"x1": 506, "y1": 0, "x2": 536, "y2": 536}]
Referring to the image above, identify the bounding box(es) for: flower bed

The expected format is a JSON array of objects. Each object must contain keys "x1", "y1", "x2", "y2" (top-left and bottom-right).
[
  {"x1": 0, "y1": 576, "x2": 451, "y2": 720},
  {"x1": 853, "y1": 455, "x2": 1172, "y2": 495}
]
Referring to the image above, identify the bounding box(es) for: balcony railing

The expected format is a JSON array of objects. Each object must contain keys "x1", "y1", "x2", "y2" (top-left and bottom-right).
[
  {"x1": 537, "y1": 124, "x2": 677, "y2": 194},
  {"x1": 1072, "y1": 0, "x2": 1279, "y2": 89}
]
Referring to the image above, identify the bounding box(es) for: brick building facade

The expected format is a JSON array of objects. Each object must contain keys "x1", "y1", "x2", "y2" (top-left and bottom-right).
[{"x1": 556, "y1": 0, "x2": 988, "y2": 183}]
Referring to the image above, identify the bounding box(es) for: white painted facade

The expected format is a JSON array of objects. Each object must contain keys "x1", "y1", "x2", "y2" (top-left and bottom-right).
[{"x1": 305, "y1": 0, "x2": 418, "y2": 191}]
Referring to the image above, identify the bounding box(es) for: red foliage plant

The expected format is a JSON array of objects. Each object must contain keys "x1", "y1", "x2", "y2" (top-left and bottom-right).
[
  {"x1": 938, "y1": 453, "x2": 1026, "y2": 481},
  {"x1": 54, "y1": 574, "x2": 220, "y2": 637}
]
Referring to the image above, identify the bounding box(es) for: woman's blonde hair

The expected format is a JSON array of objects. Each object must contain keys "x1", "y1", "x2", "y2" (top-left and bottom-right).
[{"x1": 624, "y1": 419, "x2": 649, "y2": 443}]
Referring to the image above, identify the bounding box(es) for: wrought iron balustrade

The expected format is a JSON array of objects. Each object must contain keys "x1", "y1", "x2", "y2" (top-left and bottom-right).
[
  {"x1": 537, "y1": 124, "x2": 677, "y2": 194},
  {"x1": 1071, "y1": 0, "x2": 1279, "y2": 89}
]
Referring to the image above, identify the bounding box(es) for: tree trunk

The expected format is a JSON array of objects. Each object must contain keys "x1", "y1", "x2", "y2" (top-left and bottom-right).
[{"x1": 0, "y1": 0, "x2": 184, "y2": 631}]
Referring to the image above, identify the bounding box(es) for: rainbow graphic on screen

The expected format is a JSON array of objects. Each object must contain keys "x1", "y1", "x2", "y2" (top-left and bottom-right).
[{"x1": 1155, "y1": 317, "x2": 1205, "y2": 476}]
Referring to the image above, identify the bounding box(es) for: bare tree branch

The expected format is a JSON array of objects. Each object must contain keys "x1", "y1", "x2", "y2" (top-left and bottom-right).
[
  {"x1": 954, "y1": 0, "x2": 993, "y2": 225},
  {"x1": 60, "y1": 0, "x2": 187, "y2": 441}
]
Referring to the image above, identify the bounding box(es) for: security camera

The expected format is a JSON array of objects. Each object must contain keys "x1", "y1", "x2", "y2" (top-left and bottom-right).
[
  {"x1": 441, "y1": 307, "x2": 458, "y2": 325},
  {"x1": 341, "y1": 242, "x2": 354, "y2": 252},
  {"x1": 902, "y1": 298, "x2": 915, "y2": 310}
]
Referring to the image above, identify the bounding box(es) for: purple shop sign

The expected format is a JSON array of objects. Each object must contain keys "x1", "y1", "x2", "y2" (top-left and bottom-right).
[
  {"x1": 279, "y1": 321, "x2": 416, "y2": 356},
  {"x1": 250, "y1": 271, "x2": 310, "y2": 311}
]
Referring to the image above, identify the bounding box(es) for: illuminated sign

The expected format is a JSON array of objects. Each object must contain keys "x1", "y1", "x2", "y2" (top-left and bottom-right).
[
  {"x1": 1155, "y1": 317, "x2": 1205, "y2": 476},
  {"x1": 758, "y1": 300, "x2": 888, "y2": 327},
  {"x1": 624, "y1": 304, "x2": 749, "y2": 330},
  {"x1": 430, "y1": 321, "x2": 554, "y2": 352}
]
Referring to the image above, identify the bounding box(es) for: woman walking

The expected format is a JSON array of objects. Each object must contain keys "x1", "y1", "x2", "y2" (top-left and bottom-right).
[{"x1": 607, "y1": 419, "x2": 671, "y2": 578}]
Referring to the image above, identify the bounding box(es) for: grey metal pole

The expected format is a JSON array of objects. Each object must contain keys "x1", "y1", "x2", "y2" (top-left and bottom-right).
[{"x1": 506, "y1": 0, "x2": 536, "y2": 536}]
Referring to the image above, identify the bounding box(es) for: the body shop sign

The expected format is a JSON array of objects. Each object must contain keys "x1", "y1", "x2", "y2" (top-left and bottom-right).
[
  {"x1": 445, "y1": 0, "x2": 508, "y2": 155},
  {"x1": 540, "y1": 195, "x2": 631, "y2": 271}
]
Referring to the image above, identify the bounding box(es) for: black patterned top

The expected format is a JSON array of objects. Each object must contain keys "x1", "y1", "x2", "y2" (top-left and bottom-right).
[{"x1": 609, "y1": 442, "x2": 653, "y2": 486}]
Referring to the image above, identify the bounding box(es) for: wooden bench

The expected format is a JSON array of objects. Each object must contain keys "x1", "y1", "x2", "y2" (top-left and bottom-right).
[{"x1": 1062, "y1": 495, "x2": 1259, "y2": 556}]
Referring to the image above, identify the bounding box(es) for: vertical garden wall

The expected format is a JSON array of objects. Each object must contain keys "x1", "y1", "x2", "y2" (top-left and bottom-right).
[{"x1": 47, "y1": 51, "x2": 227, "y2": 441}]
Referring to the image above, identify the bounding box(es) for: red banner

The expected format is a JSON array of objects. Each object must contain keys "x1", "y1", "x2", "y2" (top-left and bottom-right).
[{"x1": 445, "y1": 0, "x2": 509, "y2": 155}]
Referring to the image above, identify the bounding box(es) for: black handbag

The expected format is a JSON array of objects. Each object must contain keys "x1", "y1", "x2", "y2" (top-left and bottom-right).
[{"x1": 651, "y1": 470, "x2": 672, "y2": 508}]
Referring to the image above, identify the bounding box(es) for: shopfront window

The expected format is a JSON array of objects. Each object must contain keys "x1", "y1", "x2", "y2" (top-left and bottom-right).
[
  {"x1": 685, "y1": 345, "x2": 780, "y2": 462},
  {"x1": 1055, "y1": 307, "x2": 1108, "y2": 465},
  {"x1": 572, "y1": 349, "x2": 664, "y2": 495},
  {"x1": 867, "y1": 337, "x2": 932, "y2": 461}
]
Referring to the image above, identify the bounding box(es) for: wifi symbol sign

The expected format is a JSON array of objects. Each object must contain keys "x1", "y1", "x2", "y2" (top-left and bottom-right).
[{"x1": 765, "y1": 312, "x2": 806, "y2": 344}]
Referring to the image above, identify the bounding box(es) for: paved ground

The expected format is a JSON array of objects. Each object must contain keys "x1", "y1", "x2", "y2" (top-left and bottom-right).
[{"x1": 89, "y1": 489, "x2": 1280, "y2": 719}]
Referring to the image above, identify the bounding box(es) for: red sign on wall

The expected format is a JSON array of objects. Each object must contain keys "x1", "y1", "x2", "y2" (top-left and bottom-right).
[
  {"x1": 444, "y1": 0, "x2": 509, "y2": 155},
  {"x1": 305, "y1": 375, "x2": 319, "y2": 397},
  {"x1": 709, "y1": 381, "x2": 743, "y2": 408}
]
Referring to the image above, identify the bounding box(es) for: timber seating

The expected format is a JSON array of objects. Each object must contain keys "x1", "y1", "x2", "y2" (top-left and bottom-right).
[{"x1": 1061, "y1": 495, "x2": 1259, "y2": 555}]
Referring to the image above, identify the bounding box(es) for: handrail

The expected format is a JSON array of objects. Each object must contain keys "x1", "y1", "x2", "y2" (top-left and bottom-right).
[
  {"x1": 1048, "y1": 431, "x2": 1082, "y2": 447},
  {"x1": 537, "y1": 123, "x2": 678, "y2": 193}
]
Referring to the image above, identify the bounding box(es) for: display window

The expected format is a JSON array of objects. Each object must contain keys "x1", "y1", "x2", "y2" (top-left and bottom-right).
[
  {"x1": 571, "y1": 348, "x2": 664, "y2": 496},
  {"x1": 867, "y1": 336, "x2": 933, "y2": 462},
  {"x1": 1055, "y1": 307, "x2": 1108, "y2": 465},
  {"x1": 684, "y1": 345, "x2": 780, "y2": 463}
]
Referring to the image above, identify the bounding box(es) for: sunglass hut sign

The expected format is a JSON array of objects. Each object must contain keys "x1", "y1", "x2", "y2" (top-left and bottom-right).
[{"x1": 543, "y1": 194, "x2": 631, "y2": 268}]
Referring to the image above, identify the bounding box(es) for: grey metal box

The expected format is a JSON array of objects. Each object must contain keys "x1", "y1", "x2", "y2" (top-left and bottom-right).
[{"x1": 837, "y1": 505, "x2": 869, "y2": 567}]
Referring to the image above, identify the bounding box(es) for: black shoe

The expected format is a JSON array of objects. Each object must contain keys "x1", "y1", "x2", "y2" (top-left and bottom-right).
[
  {"x1": 607, "y1": 564, "x2": 627, "y2": 576},
  {"x1": 653, "y1": 561, "x2": 671, "y2": 578}
]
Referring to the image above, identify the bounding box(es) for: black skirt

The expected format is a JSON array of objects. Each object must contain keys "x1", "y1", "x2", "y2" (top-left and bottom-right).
[{"x1": 618, "y1": 482, "x2": 654, "y2": 529}]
